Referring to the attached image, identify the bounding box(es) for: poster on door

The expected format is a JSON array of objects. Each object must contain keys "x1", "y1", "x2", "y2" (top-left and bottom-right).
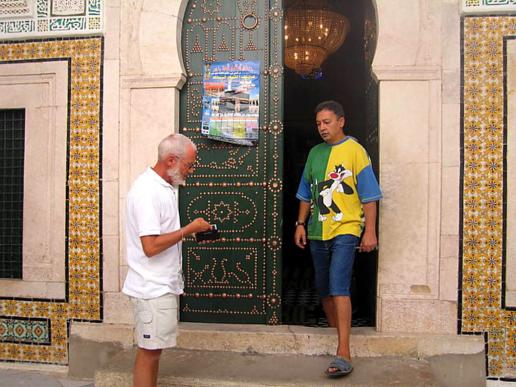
[{"x1": 201, "y1": 60, "x2": 260, "y2": 146}]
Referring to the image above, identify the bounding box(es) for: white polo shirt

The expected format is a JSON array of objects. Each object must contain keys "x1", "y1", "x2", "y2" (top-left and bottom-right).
[{"x1": 122, "y1": 167, "x2": 184, "y2": 299}]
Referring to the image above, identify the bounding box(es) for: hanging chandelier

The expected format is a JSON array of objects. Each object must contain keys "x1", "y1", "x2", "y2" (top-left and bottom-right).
[{"x1": 284, "y1": 0, "x2": 350, "y2": 77}]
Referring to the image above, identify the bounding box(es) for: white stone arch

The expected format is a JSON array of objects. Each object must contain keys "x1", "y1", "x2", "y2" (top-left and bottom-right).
[
  {"x1": 169, "y1": 0, "x2": 453, "y2": 334},
  {"x1": 173, "y1": 0, "x2": 191, "y2": 79}
]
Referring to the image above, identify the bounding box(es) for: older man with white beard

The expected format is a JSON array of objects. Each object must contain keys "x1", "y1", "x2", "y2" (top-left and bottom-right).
[{"x1": 122, "y1": 133, "x2": 211, "y2": 387}]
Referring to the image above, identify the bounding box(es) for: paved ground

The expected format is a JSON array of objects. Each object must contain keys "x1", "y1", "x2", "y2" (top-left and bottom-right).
[
  {"x1": 0, "y1": 367, "x2": 93, "y2": 387},
  {"x1": 95, "y1": 348, "x2": 438, "y2": 386},
  {"x1": 0, "y1": 347, "x2": 489, "y2": 387}
]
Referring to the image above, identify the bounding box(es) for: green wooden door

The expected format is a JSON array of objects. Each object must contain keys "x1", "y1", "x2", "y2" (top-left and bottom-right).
[{"x1": 179, "y1": 0, "x2": 283, "y2": 324}]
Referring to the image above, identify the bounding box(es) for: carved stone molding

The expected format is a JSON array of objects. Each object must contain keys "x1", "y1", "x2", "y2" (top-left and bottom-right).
[
  {"x1": 51, "y1": 0, "x2": 86, "y2": 16},
  {"x1": 372, "y1": 65, "x2": 442, "y2": 81},
  {"x1": 0, "y1": 0, "x2": 33, "y2": 19},
  {"x1": 462, "y1": 0, "x2": 516, "y2": 14},
  {"x1": 0, "y1": 0, "x2": 102, "y2": 38}
]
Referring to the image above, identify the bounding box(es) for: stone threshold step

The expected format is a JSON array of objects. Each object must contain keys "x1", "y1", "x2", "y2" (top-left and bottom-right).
[
  {"x1": 177, "y1": 323, "x2": 485, "y2": 358},
  {"x1": 95, "y1": 348, "x2": 438, "y2": 387}
]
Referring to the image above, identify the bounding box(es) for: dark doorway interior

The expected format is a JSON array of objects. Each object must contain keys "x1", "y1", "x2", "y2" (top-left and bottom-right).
[{"x1": 282, "y1": 0, "x2": 378, "y2": 327}]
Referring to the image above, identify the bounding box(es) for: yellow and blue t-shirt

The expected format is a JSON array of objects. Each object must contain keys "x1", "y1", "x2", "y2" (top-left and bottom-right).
[{"x1": 296, "y1": 136, "x2": 382, "y2": 241}]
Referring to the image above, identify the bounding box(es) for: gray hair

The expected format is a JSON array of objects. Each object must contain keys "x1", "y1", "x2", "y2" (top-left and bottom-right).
[
  {"x1": 315, "y1": 100, "x2": 346, "y2": 119},
  {"x1": 158, "y1": 133, "x2": 197, "y2": 161}
]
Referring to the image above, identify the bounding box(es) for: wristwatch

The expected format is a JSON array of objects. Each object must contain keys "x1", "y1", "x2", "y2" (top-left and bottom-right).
[{"x1": 295, "y1": 221, "x2": 305, "y2": 227}]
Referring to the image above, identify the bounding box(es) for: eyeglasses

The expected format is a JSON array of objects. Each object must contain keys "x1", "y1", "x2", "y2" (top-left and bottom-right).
[
  {"x1": 171, "y1": 155, "x2": 196, "y2": 170},
  {"x1": 179, "y1": 158, "x2": 196, "y2": 170}
]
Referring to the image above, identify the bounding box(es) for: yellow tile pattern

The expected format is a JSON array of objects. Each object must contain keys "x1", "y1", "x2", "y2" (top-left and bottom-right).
[
  {"x1": 462, "y1": 16, "x2": 516, "y2": 378},
  {"x1": 0, "y1": 37, "x2": 102, "y2": 364}
]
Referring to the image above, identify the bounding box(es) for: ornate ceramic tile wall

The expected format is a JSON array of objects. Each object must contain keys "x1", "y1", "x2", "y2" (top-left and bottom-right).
[
  {"x1": 0, "y1": 36, "x2": 103, "y2": 364},
  {"x1": 0, "y1": 0, "x2": 102, "y2": 38},
  {"x1": 461, "y1": 15, "x2": 516, "y2": 379}
]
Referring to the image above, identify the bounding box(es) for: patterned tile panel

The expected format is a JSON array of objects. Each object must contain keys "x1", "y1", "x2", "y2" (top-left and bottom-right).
[
  {"x1": 0, "y1": 0, "x2": 102, "y2": 38},
  {"x1": 0, "y1": 318, "x2": 50, "y2": 345},
  {"x1": 0, "y1": 36, "x2": 103, "y2": 365},
  {"x1": 461, "y1": 15, "x2": 516, "y2": 379}
]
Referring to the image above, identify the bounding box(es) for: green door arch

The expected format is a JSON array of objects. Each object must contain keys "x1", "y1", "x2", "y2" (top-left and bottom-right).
[{"x1": 179, "y1": 0, "x2": 283, "y2": 324}]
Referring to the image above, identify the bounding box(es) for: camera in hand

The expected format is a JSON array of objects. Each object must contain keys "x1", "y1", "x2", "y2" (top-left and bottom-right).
[{"x1": 195, "y1": 224, "x2": 220, "y2": 242}]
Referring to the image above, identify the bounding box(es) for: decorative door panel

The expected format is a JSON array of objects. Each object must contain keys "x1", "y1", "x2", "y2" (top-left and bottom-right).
[
  {"x1": 180, "y1": 0, "x2": 283, "y2": 324},
  {"x1": 183, "y1": 243, "x2": 266, "y2": 323},
  {"x1": 184, "y1": 188, "x2": 265, "y2": 236},
  {"x1": 190, "y1": 140, "x2": 263, "y2": 181}
]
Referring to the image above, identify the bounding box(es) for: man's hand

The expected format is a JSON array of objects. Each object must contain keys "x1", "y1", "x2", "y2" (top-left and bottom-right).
[
  {"x1": 294, "y1": 226, "x2": 307, "y2": 249},
  {"x1": 359, "y1": 201, "x2": 378, "y2": 253},
  {"x1": 186, "y1": 217, "x2": 211, "y2": 235},
  {"x1": 358, "y1": 229, "x2": 377, "y2": 252},
  {"x1": 294, "y1": 201, "x2": 310, "y2": 250}
]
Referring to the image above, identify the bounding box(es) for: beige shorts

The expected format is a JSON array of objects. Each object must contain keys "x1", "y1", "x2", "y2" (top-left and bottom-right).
[{"x1": 131, "y1": 293, "x2": 178, "y2": 350}]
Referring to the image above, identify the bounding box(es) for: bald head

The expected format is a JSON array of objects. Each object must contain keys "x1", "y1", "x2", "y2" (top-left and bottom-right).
[{"x1": 158, "y1": 133, "x2": 197, "y2": 161}]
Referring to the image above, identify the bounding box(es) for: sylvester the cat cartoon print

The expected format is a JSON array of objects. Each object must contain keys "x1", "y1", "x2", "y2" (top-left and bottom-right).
[{"x1": 317, "y1": 164, "x2": 354, "y2": 222}]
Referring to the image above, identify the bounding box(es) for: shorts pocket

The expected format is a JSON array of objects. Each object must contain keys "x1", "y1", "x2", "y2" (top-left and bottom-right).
[
  {"x1": 139, "y1": 310, "x2": 153, "y2": 323},
  {"x1": 137, "y1": 310, "x2": 153, "y2": 339},
  {"x1": 156, "y1": 301, "x2": 177, "y2": 339}
]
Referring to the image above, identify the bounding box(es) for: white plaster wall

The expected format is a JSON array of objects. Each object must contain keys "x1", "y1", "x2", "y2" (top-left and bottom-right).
[
  {"x1": 373, "y1": 0, "x2": 460, "y2": 333},
  {"x1": 440, "y1": 0, "x2": 461, "y2": 306},
  {"x1": 0, "y1": 61, "x2": 68, "y2": 299},
  {"x1": 374, "y1": 0, "x2": 442, "y2": 68},
  {"x1": 506, "y1": 39, "x2": 516, "y2": 307},
  {"x1": 120, "y1": 0, "x2": 187, "y2": 77}
]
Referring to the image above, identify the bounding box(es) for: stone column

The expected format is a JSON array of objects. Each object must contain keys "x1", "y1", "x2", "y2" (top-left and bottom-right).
[
  {"x1": 372, "y1": 0, "x2": 457, "y2": 333},
  {"x1": 118, "y1": 0, "x2": 187, "y2": 300}
]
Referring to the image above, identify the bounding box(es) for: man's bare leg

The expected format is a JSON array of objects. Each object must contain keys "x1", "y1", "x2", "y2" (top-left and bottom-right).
[
  {"x1": 321, "y1": 296, "x2": 337, "y2": 327},
  {"x1": 324, "y1": 295, "x2": 352, "y2": 374},
  {"x1": 133, "y1": 347, "x2": 162, "y2": 387},
  {"x1": 334, "y1": 295, "x2": 352, "y2": 360}
]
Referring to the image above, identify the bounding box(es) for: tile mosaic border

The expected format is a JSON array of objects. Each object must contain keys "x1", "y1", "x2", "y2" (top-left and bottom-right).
[
  {"x1": 460, "y1": 15, "x2": 516, "y2": 379},
  {"x1": 0, "y1": 36, "x2": 103, "y2": 365},
  {"x1": 502, "y1": 35, "x2": 516, "y2": 313},
  {"x1": 0, "y1": 0, "x2": 102, "y2": 39}
]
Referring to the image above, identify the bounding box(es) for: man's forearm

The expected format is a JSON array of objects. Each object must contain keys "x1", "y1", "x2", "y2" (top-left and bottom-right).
[
  {"x1": 297, "y1": 200, "x2": 311, "y2": 223},
  {"x1": 140, "y1": 229, "x2": 184, "y2": 258},
  {"x1": 362, "y1": 201, "x2": 377, "y2": 233},
  {"x1": 140, "y1": 217, "x2": 211, "y2": 257}
]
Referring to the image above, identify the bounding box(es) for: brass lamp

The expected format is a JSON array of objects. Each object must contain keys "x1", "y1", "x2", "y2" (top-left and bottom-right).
[{"x1": 284, "y1": 0, "x2": 350, "y2": 77}]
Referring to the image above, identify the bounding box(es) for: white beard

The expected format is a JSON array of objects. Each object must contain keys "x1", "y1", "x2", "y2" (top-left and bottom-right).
[{"x1": 167, "y1": 166, "x2": 186, "y2": 187}]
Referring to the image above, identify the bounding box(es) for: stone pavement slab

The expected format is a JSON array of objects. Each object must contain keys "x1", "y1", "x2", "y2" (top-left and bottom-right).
[
  {"x1": 0, "y1": 368, "x2": 93, "y2": 387},
  {"x1": 95, "y1": 348, "x2": 438, "y2": 386}
]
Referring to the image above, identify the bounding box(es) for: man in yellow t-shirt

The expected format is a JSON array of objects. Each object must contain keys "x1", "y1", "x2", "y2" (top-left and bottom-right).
[{"x1": 294, "y1": 100, "x2": 382, "y2": 378}]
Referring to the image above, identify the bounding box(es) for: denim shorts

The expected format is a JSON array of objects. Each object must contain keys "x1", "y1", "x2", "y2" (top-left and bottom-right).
[{"x1": 310, "y1": 234, "x2": 359, "y2": 297}]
